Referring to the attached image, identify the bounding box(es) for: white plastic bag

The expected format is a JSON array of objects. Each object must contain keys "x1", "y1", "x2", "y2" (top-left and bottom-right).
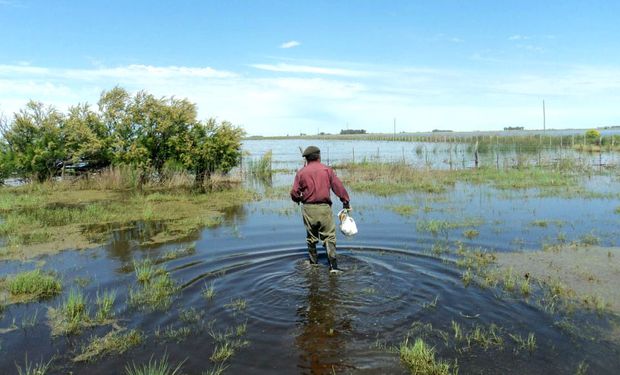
[{"x1": 338, "y1": 209, "x2": 358, "y2": 236}]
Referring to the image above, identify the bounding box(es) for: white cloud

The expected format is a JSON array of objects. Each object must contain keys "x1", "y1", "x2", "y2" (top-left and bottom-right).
[
  {"x1": 280, "y1": 40, "x2": 301, "y2": 49},
  {"x1": 251, "y1": 63, "x2": 369, "y2": 77},
  {"x1": 509, "y1": 34, "x2": 529, "y2": 41},
  {"x1": 1, "y1": 61, "x2": 619, "y2": 136}
]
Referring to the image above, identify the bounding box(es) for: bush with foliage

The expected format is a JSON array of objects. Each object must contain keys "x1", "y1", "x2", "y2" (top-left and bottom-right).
[
  {"x1": 585, "y1": 129, "x2": 601, "y2": 145},
  {"x1": 0, "y1": 87, "x2": 244, "y2": 186}
]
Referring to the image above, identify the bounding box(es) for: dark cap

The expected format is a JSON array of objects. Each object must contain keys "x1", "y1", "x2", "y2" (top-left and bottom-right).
[{"x1": 302, "y1": 146, "x2": 321, "y2": 157}]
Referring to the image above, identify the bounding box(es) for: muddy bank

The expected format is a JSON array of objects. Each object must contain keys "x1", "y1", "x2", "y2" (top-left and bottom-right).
[
  {"x1": 494, "y1": 246, "x2": 620, "y2": 314},
  {"x1": 0, "y1": 188, "x2": 256, "y2": 261}
]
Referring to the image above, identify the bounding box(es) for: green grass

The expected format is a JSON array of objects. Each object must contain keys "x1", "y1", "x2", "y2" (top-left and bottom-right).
[
  {"x1": 451, "y1": 321, "x2": 463, "y2": 342},
  {"x1": 456, "y1": 167, "x2": 575, "y2": 190},
  {"x1": 15, "y1": 355, "x2": 52, "y2": 375},
  {"x1": 73, "y1": 329, "x2": 143, "y2": 362},
  {"x1": 575, "y1": 360, "x2": 589, "y2": 375},
  {"x1": 128, "y1": 273, "x2": 178, "y2": 311},
  {"x1": 48, "y1": 288, "x2": 92, "y2": 336},
  {"x1": 179, "y1": 307, "x2": 205, "y2": 325},
  {"x1": 417, "y1": 218, "x2": 484, "y2": 236},
  {"x1": 210, "y1": 342, "x2": 235, "y2": 363},
  {"x1": 225, "y1": 298, "x2": 247, "y2": 312},
  {"x1": 133, "y1": 259, "x2": 158, "y2": 283},
  {"x1": 520, "y1": 277, "x2": 531, "y2": 296},
  {"x1": 159, "y1": 244, "x2": 196, "y2": 261},
  {"x1": 202, "y1": 282, "x2": 216, "y2": 300},
  {"x1": 338, "y1": 161, "x2": 582, "y2": 197},
  {"x1": 6, "y1": 270, "x2": 62, "y2": 302},
  {"x1": 246, "y1": 150, "x2": 273, "y2": 179},
  {"x1": 399, "y1": 337, "x2": 454, "y2": 375},
  {"x1": 156, "y1": 325, "x2": 192, "y2": 343},
  {"x1": 388, "y1": 204, "x2": 416, "y2": 216},
  {"x1": 338, "y1": 162, "x2": 454, "y2": 195},
  {"x1": 580, "y1": 232, "x2": 600, "y2": 246},
  {"x1": 463, "y1": 229, "x2": 479, "y2": 239},
  {"x1": 508, "y1": 332, "x2": 536, "y2": 354},
  {"x1": 125, "y1": 354, "x2": 185, "y2": 375},
  {"x1": 0, "y1": 186, "x2": 256, "y2": 260},
  {"x1": 461, "y1": 269, "x2": 473, "y2": 286},
  {"x1": 465, "y1": 324, "x2": 504, "y2": 351},
  {"x1": 531, "y1": 220, "x2": 549, "y2": 227},
  {"x1": 95, "y1": 290, "x2": 116, "y2": 322},
  {"x1": 202, "y1": 364, "x2": 229, "y2": 375}
]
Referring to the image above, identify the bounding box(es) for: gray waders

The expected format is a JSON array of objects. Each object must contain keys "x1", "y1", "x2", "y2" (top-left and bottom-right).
[{"x1": 302, "y1": 203, "x2": 338, "y2": 270}]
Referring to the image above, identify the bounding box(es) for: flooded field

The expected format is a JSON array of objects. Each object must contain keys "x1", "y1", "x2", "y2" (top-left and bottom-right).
[{"x1": 1, "y1": 139, "x2": 620, "y2": 374}]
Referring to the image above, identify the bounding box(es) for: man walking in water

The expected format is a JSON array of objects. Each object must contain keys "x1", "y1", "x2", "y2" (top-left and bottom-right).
[{"x1": 290, "y1": 146, "x2": 351, "y2": 273}]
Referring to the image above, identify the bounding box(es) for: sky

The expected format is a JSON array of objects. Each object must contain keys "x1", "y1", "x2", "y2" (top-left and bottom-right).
[{"x1": 1, "y1": 0, "x2": 619, "y2": 136}]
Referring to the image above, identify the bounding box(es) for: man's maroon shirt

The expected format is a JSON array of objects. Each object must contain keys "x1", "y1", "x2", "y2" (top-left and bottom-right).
[{"x1": 290, "y1": 160, "x2": 350, "y2": 206}]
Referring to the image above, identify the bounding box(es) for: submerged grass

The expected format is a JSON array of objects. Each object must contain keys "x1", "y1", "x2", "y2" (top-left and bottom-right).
[
  {"x1": 15, "y1": 355, "x2": 53, "y2": 375},
  {"x1": 73, "y1": 329, "x2": 143, "y2": 362},
  {"x1": 125, "y1": 354, "x2": 185, "y2": 375}
]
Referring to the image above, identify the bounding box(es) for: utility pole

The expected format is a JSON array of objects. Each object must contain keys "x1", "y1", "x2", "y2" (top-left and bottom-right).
[
  {"x1": 393, "y1": 118, "x2": 396, "y2": 139},
  {"x1": 543, "y1": 100, "x2": 546, "y2": 133}
]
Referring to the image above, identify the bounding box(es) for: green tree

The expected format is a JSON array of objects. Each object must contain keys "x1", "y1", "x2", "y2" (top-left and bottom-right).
[
  {"x1": 4, "y1": 101, "x2": 65, "y2": 181},
  {"x1": 0, "y1": 140, "x2": 15, "y2": 183},
  {"x1": 64, "y1": 103, "x2": 112, "y2": 168},
  {"x1": 585, "y1": 129, "x2": 601, "y2": 145},
  {"x1": 131, "y1": 92, "x2": 198, "y2": 177},
  {"x1": 98, "y1": 87, "x2": 145, "y2": 166},
  {"x1": 187, "y1": 118, "x2": 244, "y2": 188}
]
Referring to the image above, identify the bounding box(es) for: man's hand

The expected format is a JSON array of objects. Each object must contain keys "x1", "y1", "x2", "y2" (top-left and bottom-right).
[{"x1": 343, "y1": 202, "x2": 351, "y2": 210}]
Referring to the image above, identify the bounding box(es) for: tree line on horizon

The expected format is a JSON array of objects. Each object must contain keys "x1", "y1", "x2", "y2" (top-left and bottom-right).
[{"x1": 0, "y1": 87, "x2": 244, "y2": 187}]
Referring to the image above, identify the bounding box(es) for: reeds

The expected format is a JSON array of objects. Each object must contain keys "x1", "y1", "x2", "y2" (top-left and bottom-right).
[{"x1": 246, "y1": 150, "x2": 273, "y2": 179}]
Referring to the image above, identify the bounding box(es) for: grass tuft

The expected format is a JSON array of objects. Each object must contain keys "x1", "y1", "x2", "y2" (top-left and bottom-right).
[
  {"x1": 128, "y1": 272, "x2": 178, "y2": 311},
  {"x1": 210, "y1": 342, "x2": 235, "y2": 363},
  {"x1": 73, "y1": 329, "x2": 143, "y2": 362},
  {"x1": 133, "y1": 259, "x2": 157, "y2": 283},
  {"x1": 7, "y1": 270, "x2": 62, "y2": 301},
  {"x1": 399, "y1": 337, "x2": 454, "y2": 375},
  {"x1": 202, "y1": 282, "x2": 216, "y2": 300},
  {"x1": 15, "y1": 354, "x2": 52, "y2": 375},
  {"x1": 95, "y1": 290, "x2": 116, "y2": 322},
  {"x1": 225, "y1": 298, "x2": 247, "y2": 312},
  {"x1": 47, "y1": 288, "x2": 90, "y2": 336},
  {"x1": 125, "y1": 354, "x2": 185, "y2": 375}
]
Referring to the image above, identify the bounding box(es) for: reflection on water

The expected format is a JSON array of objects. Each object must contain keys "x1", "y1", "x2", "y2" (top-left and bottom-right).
[
  {"x1": 296, "y1": 268, "x2": 351, "y2": 374},
  {"x1": 2, "y1": 176, "x2": 620, "y2": 373}
]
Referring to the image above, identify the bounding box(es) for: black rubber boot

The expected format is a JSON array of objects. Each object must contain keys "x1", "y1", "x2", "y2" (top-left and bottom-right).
[
  {"x1": 326, "y1": 243, "x2": 342, "y2": 273},
  {"x1": 308, "y1": 245, "x2": 318, "y2": 265}
]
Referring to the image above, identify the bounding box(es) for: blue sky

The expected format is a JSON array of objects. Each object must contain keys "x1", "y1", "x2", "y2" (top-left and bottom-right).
[{"x1": 1, "y1": 0, "x2": 619, "y2": 135}]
